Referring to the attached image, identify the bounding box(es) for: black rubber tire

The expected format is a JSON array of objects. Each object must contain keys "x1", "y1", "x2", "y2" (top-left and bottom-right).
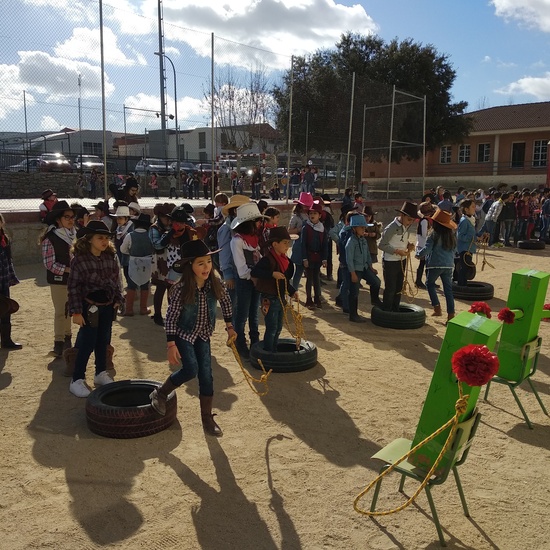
[
  {"x1": 86, "y1": 379, "x2": 177, "y2": 439},
  {"x1": 370, "y1": 303, "x2": 426, "y2": 329},
  {"x1": 452, "y1": 281, "x2": 494, "y2": 301},
  {"x1": 517, "y1": 239, "x2": 545, "y2": 250},
  {"x1": 249, "y1": 339, "x2": 317, "y2": 373}
]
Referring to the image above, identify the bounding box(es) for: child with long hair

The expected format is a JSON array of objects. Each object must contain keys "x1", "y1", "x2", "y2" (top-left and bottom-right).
[
  {"x1": 67, "y1": 221, "x2": 123, "y2": 397},
  {"x1": 417, "y1": 208, "x2": 457, "y2": 323},
  {"x1": 456, "y1": 199, "x2": 477, "y2": 286},
  {"x1": 288, "y1": 194, "x2": 312, "y2": 288},
  {"x1": 150, "y1": 239, "x2": 236, "y2": 436}
]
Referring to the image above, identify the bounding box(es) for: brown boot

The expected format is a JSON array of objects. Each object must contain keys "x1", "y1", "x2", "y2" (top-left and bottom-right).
[
  {"x1": 62, "y1": 347, "x2": 78, "y2": 377},
  {"x1": 445, "y1": 313, "x2": 456, "y2": 326},
  {"x1": 150, "y1": 377, "x2": 178, "y2": 416},
  {"x1": 139, "y1": 290, "x2": 151, "y2": 315},
  {"x1": 432, "y1": 305, "x2": 442, "y2": 317},
  {"x1": 200, "y1": 394, "x2": 223, "y2": 436},
  {"x1": 106, "y1": 344, "x2": 116, "y2": 376},
  {"x1": 123, "y1": 290, "x2": 136, "y2": 316}
]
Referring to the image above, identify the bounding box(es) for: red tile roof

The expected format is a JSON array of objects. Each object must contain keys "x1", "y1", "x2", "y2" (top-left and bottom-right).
[{"x1": 468, "y1": 101, "x2": 550, "y2": 132}]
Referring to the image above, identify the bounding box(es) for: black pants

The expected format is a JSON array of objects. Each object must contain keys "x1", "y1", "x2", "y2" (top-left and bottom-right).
[{"x1": 382, "y1": 259, "x2": 406, "y2": 312}]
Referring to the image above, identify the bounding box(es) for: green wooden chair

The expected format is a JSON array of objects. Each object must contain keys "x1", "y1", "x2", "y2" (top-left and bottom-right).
[
  {"x1": 369, "y1": 411, "x2": 481, "y2": 548},
  {"x1": 484, "y1": 336, "x2": 549, "y2": 429}
]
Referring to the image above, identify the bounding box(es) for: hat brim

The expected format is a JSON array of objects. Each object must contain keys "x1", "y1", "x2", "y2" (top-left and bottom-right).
[
  {"x1": 45, "y1": 207, "x2": 75, "y2": 225},
  {"x1": 172, "y1": 248, "x2": 221, "y2": 273},
  {"x1": 0, "y1": 295, "x2": 19, "y2": 315},
  {"x1": 230, "y1": 214, "x2": 269, "y2": 230},
  {"x1": 222, "y1": 198, "x2": 250, "y2": 216},
  {"x1": 267, "y1": 234, "x2": 299, "y2": 242},
  {"x1": 76, "y1": 227, "x2": 114, "y2": 238},
  {"x1": 396, "y1": 209, "x2": 419, "y2": 219},
  {"x1": 433, "y1": 219, "x2": 458, "y2": 230}
]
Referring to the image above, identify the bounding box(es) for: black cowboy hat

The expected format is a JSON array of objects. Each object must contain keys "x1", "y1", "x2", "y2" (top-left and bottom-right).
[
  {"x1": 172, "y1": 239, "x2": 220, "y2": 273},
  {"x1": 0, "y1": 295, "x2": 19, "y2": 316},
  {"x1": 76, "y1": 220, "x2": 114, "y2": 238},
  {"x1": 266, "y1": 226, "x2": 298, "y2": 242},
  {"x1": 132, "y1": 213, "x2": 151, "y2": 228},
  {"x1": 169, "y1": 205, "x2": 193, "y2": 223},
  {"x1": 153, "y1": 202, "x2": 176, "y2": 217},
  {"x1": 41, "y1": 189, "x2": 56, "y2": 200},
  {"x1": 92, "y1": 200, "x2": 110, "y2": 214},
  {"x1": 396, "y1": 201, "x2": 419, "y2": 219},
  {"x1": 44, "y1": 200, "x2": 75, "y2": 226}
]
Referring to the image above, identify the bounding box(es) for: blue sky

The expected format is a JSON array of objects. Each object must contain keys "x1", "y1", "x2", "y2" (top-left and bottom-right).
[{"x1": 1, "y1": 0, "x2": 550, "y2": 136}]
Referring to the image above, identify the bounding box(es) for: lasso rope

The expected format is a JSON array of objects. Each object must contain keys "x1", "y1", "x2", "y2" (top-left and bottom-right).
[
  {"x1": 276, "y1": 278, "x2": 305, "y2": 348},
  {"x1": 227, "y1": 337, "x2": 272, "y2": 396},
  {"x1": 401, "y1": 248, "x2": 418, "y2": 303},
  {"x1": 476, "y1": 235, "x2": 495, "y2": 271},
  {"x1": 354, "y1": 385, "x2": 469, "y2": 517}
]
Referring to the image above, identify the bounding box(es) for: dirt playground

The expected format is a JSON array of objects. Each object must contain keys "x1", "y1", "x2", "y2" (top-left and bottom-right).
[{"x1": 2, "y1": 246, "x2": 550, "y2": 550}]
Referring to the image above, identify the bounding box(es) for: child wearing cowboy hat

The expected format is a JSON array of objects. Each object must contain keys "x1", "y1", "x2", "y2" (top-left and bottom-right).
[
  {"x1": 288, "y1": 192, "x2": 314, "y2": 288},
  {"x1": 67, "y1": 221, "x2": 124, "y2": 398},
  {"x1": 378, "y1": 201, "x2": 418, "y2": 312},
  {"x1": 250, "y1": 227, "x2": 299, "y2": 351},
  {"x1": 229, "y1": 202, "x2": 268, "y2": 358},
  {"x1": 150, "y1": 239, "x2": 236, "y2": 436},
  {"x1": 416, "y1": 208, "x2": 457, "y2": 323},
  {"x1": 217, "y1": 194, "x2": 250, "y2": 326}
]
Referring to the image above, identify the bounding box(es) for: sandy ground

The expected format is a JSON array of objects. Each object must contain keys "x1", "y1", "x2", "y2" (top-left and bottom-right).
[{"x1": 2, "y1": 246, "x2": 550, "y2": 550}]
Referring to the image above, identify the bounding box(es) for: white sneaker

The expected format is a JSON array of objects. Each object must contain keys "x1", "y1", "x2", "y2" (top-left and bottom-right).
[
  {"x1": 70, "y1": 379, "x2": 91, "y2": 398},
  {"x1": 94, "y1": 371, "x2": 114, "y2": 386}
]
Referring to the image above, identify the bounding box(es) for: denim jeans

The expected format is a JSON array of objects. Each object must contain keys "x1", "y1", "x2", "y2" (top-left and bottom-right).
[
  {"x1": 305, "y1": 264, "x2": 322, "y2": 304},
  {"x1": 262, "y1": 296, "x2": 283, "y2": 351},
  {"x1": 515, "y1": 218, "x2": 528, "y2": 242},
  {"x1": 291, "y1": 263, "x2": 304, "y2": 289},
  {"x1": 426, "y1": 268, "x2": 454, "y2": 314},
  {"x1": 503, "y1": 220, "x2": 515, "y2": 244},
  {"x1": 485, "y1": 220, "x2": 496, "y2": 245},
  {"x1": 170, "y1": 336, "x2": 213, "y2": 396},
  {"x1": 539, "y1": 216, "x2": 550, "y2": 241},
  {"x1": 340, "y1": 266, "x2": 350, "y2": 311},
  {"x1": 73, "y1": 303, "x2": 114, "y2": 381},
  {"x1": 235, "y1": 278, "x2": 260, "y2": 348},
  {"x1": 348, "y1": 268, "x2": 381, "y2": 305}
]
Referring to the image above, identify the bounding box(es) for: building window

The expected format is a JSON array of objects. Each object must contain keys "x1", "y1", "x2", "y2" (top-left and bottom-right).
[
  {"x1": 198, "y1": 132, "x2": 206, "y2": 149},
  {"x1": 458, "y1": 144, "x2": 470, "y2": 163},
  {"x1": 477, "y1": 143, "x2": 490, "y2": 163},
  {"x1": 83, "y1": 142, "x2": 102, "y2": 155},
  {"x1": 511, "y1": 142, "x2": 525, "y2": 168},
  {"x1": 533, "y1": 140, "x2": 548, "y2": 167},
  {"x1": 220, "y1": 132, "x2": 228, "y2": 149},
  {"x1": 440, "y1": 145, "x2": 451, "y2": 164},
  {"x1": 199, "y1": 152, "x2": 207, "y2": 162}
]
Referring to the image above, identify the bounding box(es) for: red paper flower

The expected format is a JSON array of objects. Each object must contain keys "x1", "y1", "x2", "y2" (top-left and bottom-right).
[
  {"x1": 543, "y1": 304, "x2": 550, "y2": 323},
  {"x1": 451, "y1": 344, "x2": 500, "y2": 387},
  {"x1": 468, "y1": 301, "x2": 492, "y2": 319},
  {"x1": 497, "y1": 307, "x2": 515, "y2": 324}
]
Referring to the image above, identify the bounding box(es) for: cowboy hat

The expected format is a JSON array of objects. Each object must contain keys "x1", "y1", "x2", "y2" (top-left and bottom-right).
[
  {"x1": 92, "y1": 200, "x2": 110, "y2": 214},
  {"x1": 114, "y1": 205, "x2": 130, "y2": 217},
  {"x1": 396, "y1": 201, "x2": 419, "y2": 219},
  {"x1": 44, "y1": 200, "x2": 75, "y2": 226},
  {"x1": 41, "y1": 189, "x2": 56, "y2": 200},
  {"x1": 132, "y1": 213, "x2": 152, "y2": 228},
  {"x1": 172, "y1": 239, "x2": 220, "y2": 273},
  {"x1": 293, "y1": 192, "x2": 314, "y2": 209},
  {"x1": 169, "y1": 205, "x2": 193, "y2": 224},
  {"x1": 128, "y1": 202, "x2": 141, "y2": 215},
  {"x1": 349, "y1": 215, "x2": 368, "y2": 227},
  {"x1": 230, "y1": 202, "x2": 268, "y2": 230},
  {"x1": 76, "y1": 220, "x2": 114, "y2": 238},
  {"x1": 221, "y1": 195, "x2": 250, "y2": 216},
  {"x1": 266, "y1": 226, "x2": 298, "y2": 242},
  {"x1": 321, "y1": 193, "x2": 332, "y2": 204},
  {"x1": 308, "y1": 200, "x2": 324, "y2": 213},
  {"x1": 0, "y1": 295, "x2": 19, "y2": 316},
  {"x1": 152, "y1": 202, "x2": 175, "y2": 217},
  {"x1": 417, "y1": 201, "x2": 436, "y2": 218},
  {"x1": 431, "y1": 208, "x2": 457, "y2": 230}
]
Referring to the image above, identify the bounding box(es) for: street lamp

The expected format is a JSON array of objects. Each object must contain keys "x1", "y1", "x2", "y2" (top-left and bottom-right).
[{"x1": 154, "y1": 51, "x2": 179, "y2": 176}]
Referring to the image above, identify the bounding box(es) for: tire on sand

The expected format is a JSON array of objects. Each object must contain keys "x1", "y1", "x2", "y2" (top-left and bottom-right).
[
  {"x1": 452, "y1": 281, "x2": 494, "y2": 301},
  {"x1": 370, "y1": 303, "x2": 426, "y2": 329},
  {"x1": 517, "y1": 240, "x2": 545, "y2": 250},
  {"x1": 86, "y1": 379, "x2": 177, "y2": 439},
  {"x1": 250, "y1": 339, "x2": 317, "y2": 373}
]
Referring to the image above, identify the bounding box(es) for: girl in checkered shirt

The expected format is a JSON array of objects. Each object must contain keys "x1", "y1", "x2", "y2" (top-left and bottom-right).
[{"x1": 150, "y1": 239, "x2": 236, "y2": 437}]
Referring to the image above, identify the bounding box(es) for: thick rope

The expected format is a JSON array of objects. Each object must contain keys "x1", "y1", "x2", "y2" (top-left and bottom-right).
[
  {"x1": 277, "y1": 278, "x2": 305, "y2": 349},
  {"x1": 354, "y1": 385, "x2": 469, "y2": 517},
  {"x1": 476, "y1": 236, "x2": 495, "y2": 271},
  {"x1": 401, "y1": 250, "x2": 418, "y2": 303},
  {"x1": 227, "y1": 337, "x2": 272, "y2": 397}
]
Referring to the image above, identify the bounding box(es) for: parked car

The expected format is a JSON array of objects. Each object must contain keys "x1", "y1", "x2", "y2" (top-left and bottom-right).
[
  {"x1": 39, "y1": 153, "x2": 73, "y2": 173},
  {"x1": 196, "y1": 163, "x2": 213, "y2": 174},
  {"x1": 134, "y1": 158, "x2": 172, "y2": 176},
  {"x1": 74, "y1": 154, "x2": 104, "y2": 172},
  {"x1": 7, "y1": 158, "x2": 41, "y2": 172},
  {"x1": 169, "y1": 161, "x2": 197, "y2": 173}
]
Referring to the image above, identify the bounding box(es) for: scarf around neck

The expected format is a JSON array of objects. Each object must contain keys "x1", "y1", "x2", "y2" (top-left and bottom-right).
[
  {"x1": 270, "y1": 247, "x2": 289, "y2": 274},
  {"x1": 237, "y1": 233, "x2": 259, "y2": 249},
  {"x1": 51, "y1": 226, "x2": 76, "y2": 246},
  {"x1": 306, "y1": 219, "x2": 325, "y2": 233}
]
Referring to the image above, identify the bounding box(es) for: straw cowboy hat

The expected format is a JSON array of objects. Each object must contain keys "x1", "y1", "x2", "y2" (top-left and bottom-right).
[
  {"x1": 230, "y1": 202, "x2": 268, "y2": 230},
  {"x1": 172, "y1": 239, "x2": 220, "y2": 273},
  {"x1": 221, "y1": 194, "x2": 250, "y2": 217},
  {"x1": 396, "y1": 201, "x2": 419, "y2": 219},
  {"x1": 293, "y1": 192, "x2": 314, "y2": 209},
  {"x1": 431, "y1": 208, "x2": 457, "y2": 230}
]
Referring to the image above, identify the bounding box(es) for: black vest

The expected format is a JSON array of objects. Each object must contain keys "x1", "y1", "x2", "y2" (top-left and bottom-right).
[{"x1": 46, "y1": 231, "x2": 71, "y2": 285}]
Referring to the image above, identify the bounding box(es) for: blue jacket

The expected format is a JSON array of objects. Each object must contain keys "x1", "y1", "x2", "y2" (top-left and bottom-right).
[
  {"x1": 457, "y1": 216, "x2": 477, "y2": 254},
  {"x1": 417, "y1": 233, "x2": 456, "y2": 269},
  {"x1": 345, "y1": 232, "x2": 372, "y2": 272},
  {"x1": 177, "y1": 290, "x2": 218, "y2": 333}
]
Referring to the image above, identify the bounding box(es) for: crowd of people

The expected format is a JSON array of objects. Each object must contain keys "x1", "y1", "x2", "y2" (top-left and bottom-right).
[{"x1": 7, "y1": 179, "x2": 545, "y2": 437}]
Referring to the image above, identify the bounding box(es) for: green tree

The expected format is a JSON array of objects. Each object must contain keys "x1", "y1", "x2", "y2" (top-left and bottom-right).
[{"x1": 273, "y1": 33, "x2": 472, "y2": 180}]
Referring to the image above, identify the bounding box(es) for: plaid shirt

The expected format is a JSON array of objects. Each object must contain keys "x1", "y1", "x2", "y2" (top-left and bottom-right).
[
  {"x1": 165, "y1": 280, "x2": 232, "y2": 343},
  {"x1": 41, "y1": 238, "x2": 69, "y2": 276},
  {"x1": 67, "y1": 252, "x2": 124, "y2": 315}
]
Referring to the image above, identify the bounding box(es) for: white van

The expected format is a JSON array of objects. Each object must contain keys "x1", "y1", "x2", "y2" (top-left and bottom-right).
[{"x1": 218, "y1": 159, "x2": 238, "y2": 175}]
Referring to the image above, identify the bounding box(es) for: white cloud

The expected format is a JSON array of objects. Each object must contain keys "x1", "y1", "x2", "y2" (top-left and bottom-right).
[
  {"x1": 55, "y1": 27, "x2": 142, "y2": 67},
  {"x1": 496, "y1": 72, "x2": 550, "y2": 100},
  {"x1": 22, "y1": 0, "x2": 97, "y2": 23},
  {"x1": 0, "y1": 65, "x2": 36, "y2": 120},
  {"x1": 165, "y1": 46, "x2": 181, "y2": 57},
  {"x1": 40, "y1": 115, "x2": 61, "y2": 131},
  {"x1": 491, "y1": 0, "x2": 550, "y2": 32},
  {"x1": 18, "y1": 51, "x2": 115, "y2": 101}
]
